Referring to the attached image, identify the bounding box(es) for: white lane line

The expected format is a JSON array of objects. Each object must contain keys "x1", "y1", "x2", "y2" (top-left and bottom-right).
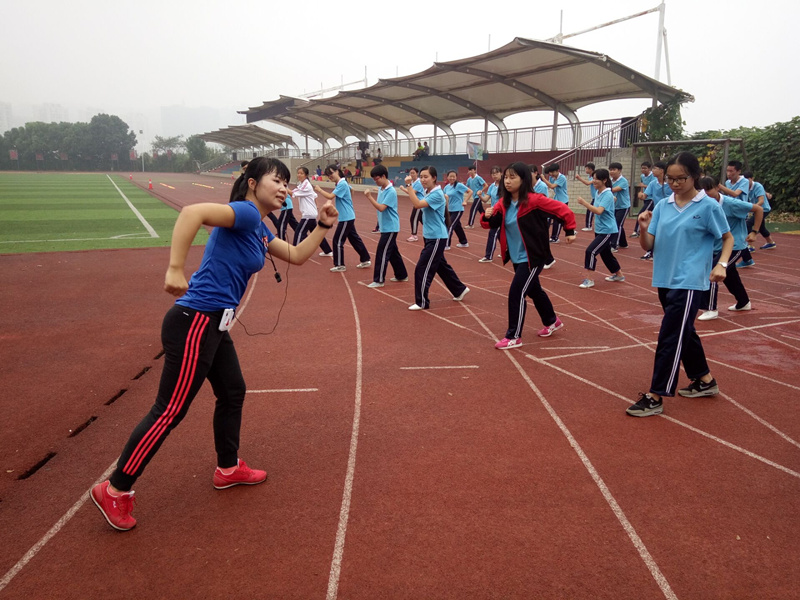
[
  {"x1": 247, "y1": 388, "x2": 319, "y2": 393},
  {"x1": 400, "y1": 365, "x2": 479, "y2": 370},
  {"x1": 699, "y1": 318, "x2": 800, "y2": 338},
  {"x1": 460, "y1": 303, "x2": 678, "y2": 600},
  {"x1": 524, "y1": 353, "x2": 800, "y2": 479},
  {"x1": 718, "y1": 392, "x2": 800, "y2": 450},
  {"x1": 0, "y1": 235, "x2": 152, "y2": 244},
  {"x1": 326, "y1": 275, "x2": 364, "y2": 600},
  {"x1": 782, "y1": 334, "x2": 800, "y2": 341},
  {"x1": 0, "y1": 460, "x2": 118, "y2": 593},
  {"x1": 107, "y1": 175, "x2": 158, "y2": 238}
]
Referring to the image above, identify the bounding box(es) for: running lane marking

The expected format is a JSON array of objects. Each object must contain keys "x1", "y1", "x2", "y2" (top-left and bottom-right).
[
  {"x1": 247, "y1": 388, "x2": 318, "y2": 393},
  {"x1": 399, "y1": 365, "x2": 479, "y2": 370},
  {"x1": 459, "y1": 303, "x2": 678, "y2": 600},
  {"x1": 326, "y1": 275, "x2": 364, "y2": 600},
  {"x1": 0, "y1": 461, "x2": 118, "y2": 593},
  {"x1": 106, "y1": 175, "x2": 158, "y2": 238}
]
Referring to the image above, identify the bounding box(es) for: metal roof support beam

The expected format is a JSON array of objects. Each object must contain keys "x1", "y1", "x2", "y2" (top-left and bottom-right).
[{"x1": 310, "y1": 99, "x2": 415, "y2": 140}]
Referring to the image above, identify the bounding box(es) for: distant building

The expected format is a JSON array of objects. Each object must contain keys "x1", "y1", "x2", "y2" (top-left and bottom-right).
[{"x1": 0, "y1": 103, "x2": 12, "y2": 133}]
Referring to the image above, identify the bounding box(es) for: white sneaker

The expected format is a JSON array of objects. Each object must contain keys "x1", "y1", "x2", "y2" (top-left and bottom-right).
[
  {"x1": 581, "y1": 227, "x2": 592, "y2": 232},
  {"x1": 408, "y1": 304, "x2": 424, "y2": 311},
  {"x1": 407, "y1": 235, "x2": 418, "y2": 242},
  {"x1": 390, "y1": 276, "x2": 409, "y2": 282},
  {"x1": 356, "y1": 261, "x2": 371, "y2": 269},
  {"x1": 579, "y1": 278, "x2": 594, "y2": 288},
  {"x1": 456, "y1": 243, "x2": 469, "y2": 248},
  {"x1": 319, "y1": 251, "x2": 333, "y2": 257},
  {"x1": 728, "y1": 301, "x2": 752, "y2": 311},
  {"x1": 330, "y1": 265, "x2": 346, "y2": 272},
  {"x1": 697, "y1": 310, "x2": 718, "y2": 321},
  {"x1": 544, "y1": 260, "x2": 555, "y2": 270},
  {"x1": 445, "y1": 246, "x2": 451, "y2": 250},
  {"x1": 478, "y1": 257, "x2": 492, "y2": 263},
  {"x1": 453, "y1": 287, "x2": 470, "y2": 301},
  {"x1": 366, "y1": 282, "x2": 384, "y2": 288},
  {"x1": 605, "y1": 274, "x2": 625, "y2": 282}
]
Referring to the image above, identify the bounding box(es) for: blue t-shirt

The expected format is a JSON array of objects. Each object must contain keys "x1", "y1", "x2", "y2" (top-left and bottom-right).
[
  {"x1": 641, "y1": 172, "x2": 657, "y2": 188},
  {"x1": 750, "y1": 181, "x2": 770, "y2": 212},
  {"x1": 593, "y1": 189, "x2": 618, "y2": 235},
  {"x1": 281, "y1": 193, "x2": 293, "y2": 211},
  {"x1": 645, "y1": 180, "x2": 672, "y2": 205},
  {"x1": 487, "y1": 182, "x2": 500, "y2": 202},
  {"x1": 549, "y1": 174, "x2": 568, "y2": 203},
  {"x1": 725, "y1": 177, "x2": 749, "y2": 203},
  {"x1": 715, "y1": 194, "x2": 753, "y2": 252},
  {"x1": 444, "y1": 182, "x2": 469, "y2": 212},
  {"x1": 177, "y1": 201, "x2": 276, "y2": 311},
  {"x1": 333, "y1": 178, "x2": 355, "y2": 222},
  {"x1": 534, "y1": 179, "x2": 548, "y2": 196},
  {"x1": 376, "y1": 184, "x2": 400, "y2": 233},
  {"x1": 412, "y1": 178, "x2": 425, "y2": 197},
  {"x1": 587, "y1": 175, "x2": 596, "y2": 200},
  {"x1": 504, "y1": 201, "x2": 528, "y2": 264},
  {"x1": 612, "y1": 176, "x2": 630, "y2": 210},
  {"x1": 466, "y1": 174, "x2": 486, "y2": 197},
  {"x1": 649, "y1": 191, "x2": 730, "y2": 291},
  {"x1": 421, "y1": 187, "x2": 448, "y2": 240}
]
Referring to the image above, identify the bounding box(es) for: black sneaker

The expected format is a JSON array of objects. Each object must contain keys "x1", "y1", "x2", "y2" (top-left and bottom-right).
[
  {"x1": 626, "y1": 393, "x2": 663, "y2": 417},
  {"x1": 678, "y1": 378, "x2": 719, "y2": 398}
]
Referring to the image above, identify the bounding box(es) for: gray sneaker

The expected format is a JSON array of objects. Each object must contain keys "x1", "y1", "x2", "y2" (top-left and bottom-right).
[
  {"x1": 678, "y1": 378, "x2": 719, "y2": 398},
  {"x1": 605, "y1": 274, "x2": 626, "y2": 282},
  {"x1": 626, "y1": 393, "x2": 663, "y2": 417}
]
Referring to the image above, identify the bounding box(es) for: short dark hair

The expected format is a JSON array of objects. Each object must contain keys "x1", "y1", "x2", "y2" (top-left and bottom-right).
[
  {"x1": 324, "y1": 163, "x2": 344, "y2": 178},
  {"x1": 641, "y1": 161, "x2": 652, "y2": 168},
  {"x1": 698, "y1": 176, "x2": 717, "y2": 191},
  {"x1": 545, "y1": 163, "x2": 560, "y2": 173},
  {"x1": 370, "y1": 164, "x2": 388, "y2": 179},
  {"x1": 742, "y1": 170, "x2": 754, "y2": 179},
  {"x1": 654, "y1": 161, "x2": 667, "y2": 171},
  {"x1": 297, "y1": 166, "x2": 309, "y2": 176},
  {"x1": 240, "y1": 160, "x2": 249, "y2": 168},
  {"x1": 490, "y1": 165, "x2": 503, "y2": 174},
  {"x1": 609, "y1": 162, "x2": 623, "y2": 171},
  {"x1": 728, "y1": 160, "x2": 743, "y2": 171},
  {"x1": 468, "y1": 165, "x2": 476, "y2": 171},
  {"x1": 585, "y1": 162, "x2": 595, "y2": 170},
  {"x1": 421, "y1": 165, "x2": 437, "y2": 179},
  {"x1": 408, "y1": 166, "x2": 419, "y2": 174}
]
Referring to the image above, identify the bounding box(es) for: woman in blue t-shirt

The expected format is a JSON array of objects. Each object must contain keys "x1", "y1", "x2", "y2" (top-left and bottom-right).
[
  {"x1": 443, "y1": 170, "x2": 471, "y2": 249},
  {"x1": 91, "y1": 157, "x2": 339, "y2": 532},
  {"x1": 576, "y1": 168, "x2": 625, "y2": 288}
]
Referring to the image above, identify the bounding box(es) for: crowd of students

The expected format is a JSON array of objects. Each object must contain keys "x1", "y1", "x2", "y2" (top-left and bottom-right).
[{"x1": 90, "y1": 152, "x2": 778, "y2": 532}]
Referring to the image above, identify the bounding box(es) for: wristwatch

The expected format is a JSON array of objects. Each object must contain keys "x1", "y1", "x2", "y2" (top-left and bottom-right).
[{"x1": 718, "y1": 261, "x2": 728, "y2": 269}]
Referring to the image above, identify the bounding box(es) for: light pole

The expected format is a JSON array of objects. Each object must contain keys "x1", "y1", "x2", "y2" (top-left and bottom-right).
[{"x1": 139, "y1": 129, "x2": 145, "y2": 172}]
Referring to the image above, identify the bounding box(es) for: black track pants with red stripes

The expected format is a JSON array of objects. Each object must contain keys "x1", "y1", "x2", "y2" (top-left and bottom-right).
[{"x1": 110, "y1": 305, "x2": 245, "y2": 491}]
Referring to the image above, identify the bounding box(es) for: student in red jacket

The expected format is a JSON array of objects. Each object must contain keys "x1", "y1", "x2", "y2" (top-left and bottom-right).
[{"x1": 481, "y1": 162, "x2": 577, "y2": 349}]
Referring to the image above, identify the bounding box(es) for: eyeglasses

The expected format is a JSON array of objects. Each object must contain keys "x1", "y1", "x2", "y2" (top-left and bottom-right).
[{"x1": 666, "y1": 176, "x2": 690, "y2": 185}]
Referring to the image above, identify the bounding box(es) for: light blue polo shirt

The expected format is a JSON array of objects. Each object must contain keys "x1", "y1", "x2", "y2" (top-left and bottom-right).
[
  {"x1": 649, "y1": 191, "x2": 730, "y2": 291},
  {"x1": 411, "y1": 178, "x2": 425, "y2": 197},
  {"x1": 593, "y1": 189, "x2": 618, "y2": 235},
  {"x1": 487, "y1": 182, "x2": 500, "y2": 202},
  {"x1": 281, "y1": 193, "x2": 293, "y2": 211},
  {"x1": 376, "y1": 184, "x2": 400, "y2": 233},
  {"x1": 750, "y1": 181, "x2": 770, "y2": 212},
  {"x1": 725, "y1": 176, "x2": 749, "y2": 203},
  {"x1": 534, "y1": 179, "x2": 548, "y2": 196},
  {"x1": 504, "y1": 201, "x2": 528, "y2": 264},
  {"x1": 444, "y1": 182, "x2": 469, "y2": 212},
  {"x1": 466, "y1": 174, "x2": 486, "y2": 197},
  {"x1": 714, "y1": 194, "x2": 752, "y2": 252},
  {"x1": 612, "y1": 176, "x2": 630, "y2": 209},
  {"x1": 333, "y1": 178, "x2": 355, "y2": 222},
  {"x1": 421, "y1": 186, "x2": 448, "y2": 240},
  {"x1": 646, "y1": 180, "x2": 672, "y2": 205},
  {"x1": 549, "y1": 174, "x2": 568, "y2": 203},
  {"x1": 641, "y1": 172, "x2": 656, "y2": 188},
  {"x1": 587, "y1": 175, "x2": 596, "y2": 200}
]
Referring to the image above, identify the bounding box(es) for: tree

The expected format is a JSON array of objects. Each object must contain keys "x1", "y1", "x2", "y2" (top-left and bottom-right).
[
  {"x1": 152, "y1": 135, "x2": 183, "y2": 154},
  {"x1": 184, "y1": 135, "x2": 208, "y2": 165},
  {"x1": 87, "y1": 114, "x2": 137, "y2": 169}
]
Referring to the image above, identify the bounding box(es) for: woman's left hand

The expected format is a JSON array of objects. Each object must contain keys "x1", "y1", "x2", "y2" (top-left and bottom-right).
[
  {"x1": 710, "y1": 263, "x2": 727, "y2": 283},
  {"x1": 318, "y1": 201, "x2": 339, "y2": 226}
]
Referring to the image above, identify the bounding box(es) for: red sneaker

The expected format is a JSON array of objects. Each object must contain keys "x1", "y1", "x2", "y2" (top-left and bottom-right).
[
  {"x1": 537, "y1": 317, "x2": 564, "y2": 338},
  {"x1": 91, "y1": 480, "x2": 136, "y2": 531},
  {"x1": 213, "y1": 460, "x2": 267, "y2": 490}
]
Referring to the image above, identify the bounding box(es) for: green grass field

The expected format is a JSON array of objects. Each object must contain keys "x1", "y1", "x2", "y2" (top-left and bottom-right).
[{"x1": 0, "y1": 173, "x2": 209, "y2": 253}]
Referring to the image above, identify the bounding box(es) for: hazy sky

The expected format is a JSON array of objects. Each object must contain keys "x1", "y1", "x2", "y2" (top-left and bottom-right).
[{"x1": 1, "y1": 0, "x2": 797, "y2": 141}]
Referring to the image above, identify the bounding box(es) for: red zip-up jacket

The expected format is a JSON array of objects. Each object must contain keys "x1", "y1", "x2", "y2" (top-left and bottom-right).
[{"x1": 480, "y1": 192, "x2": 577, "y2": 267}]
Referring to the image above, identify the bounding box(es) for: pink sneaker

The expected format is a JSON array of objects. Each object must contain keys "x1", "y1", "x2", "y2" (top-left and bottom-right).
[
  {"x1": 537, "y1": 317, "x2": 563, "y2": 338},
  {"x1": 495, "y1": 337, "x2": 521, "y2": 350},
  {"x1": 91, "y1": 480, "x2": 136, "y2": 531},
  {"x1": 213, "y1": 459, "x2": 267, "y2": 490}
]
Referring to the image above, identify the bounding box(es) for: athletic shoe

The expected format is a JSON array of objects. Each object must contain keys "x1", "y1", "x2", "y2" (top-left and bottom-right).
[
  {"x1": 626, "y1": 393, "x2": 663, "y2": 417},
  {"x1": 495, "y1": 337, "x2": 522, "y2": 350},
  {"x1": 319, "y1": 251, "x2": 333, "y2": 257},
  {"x1": 544, "y1": 260, "x2": 556, "y2": 269},
  {"x1": 408, "y1": 303, "x2": 424, "y2": 311},
  {"x1": 640, "y1": 252, "x2": 653, "y2": 260},
  {"x1": 581, "y1": 227, "x2": 592, "y2": 232},
  {"x1": 456, "y1": 243, "x2": 469, "y2": 248},
  {"x1": 630, "y1": 232, "x2": 640, "y2": 238},
  {"x1": 549, "y1": 238, "x2": 560, "y2": 244},
  {"x1": 610, "y1": 247, "x2": 619, "y2": 253},
  {"x1": 453, "y1": 287, "x2": 470, "y2": 301},
  {"x1": 445, "y1": 246, "x2": 451, "y2": 250},
  {"x1": 356, "y1": 261, "x2": 371, "y2": 269},
  {"x1": 91, "y1": 480, "x2": 136, "y2": 531},
  {"x1": 697, "y1": 310, "x2": 718, "y2": 321},
  {"x1": 213, "y1": 460, "x2": 267, "y2": 490},
  {"x1": 605, "y1": 274, "x2": 626, "y2": 282},
  {"x1": 537, "y1": 317, "x2": 563, "y2": 337},
  {"x1": 390, "y1": 276, "x2": 409, "y2": 282},
  {"x1": 478, "y1": 257, "x2": 492, "y2": 263},
  {"x1": 465, "y1": 225, "x2": 474, "y2": 229},
  {"x1": 736, "y1": 259, "x2": 755, "y2": 268},
  {"x1": 760, "y1": 242, "x2": 777, "y2": 250},
  {"x1": 407, "y1": 235, "x2": 418, "y2": 242},
  {"x1": 678, "y1": 378, "x2": 719, "y2": 398},
  {"x1": 578, "y1": 278, "x2": 594, "y2": 288},
  {"x1": 367, "y1": 282, "x2": 384, "y2": 288},
  {"x1": 330, "y1": 265, "x2": 346, "y2": 272},
  {"x1": 747, "y1": 245, "x2": 756, "y2": 252},
  {"x1": 371, "y1": 228, "x2": 380, "y2": 233},
  {"x1": 728, "y1": 301, "x2": 752, "y2": 312}
]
